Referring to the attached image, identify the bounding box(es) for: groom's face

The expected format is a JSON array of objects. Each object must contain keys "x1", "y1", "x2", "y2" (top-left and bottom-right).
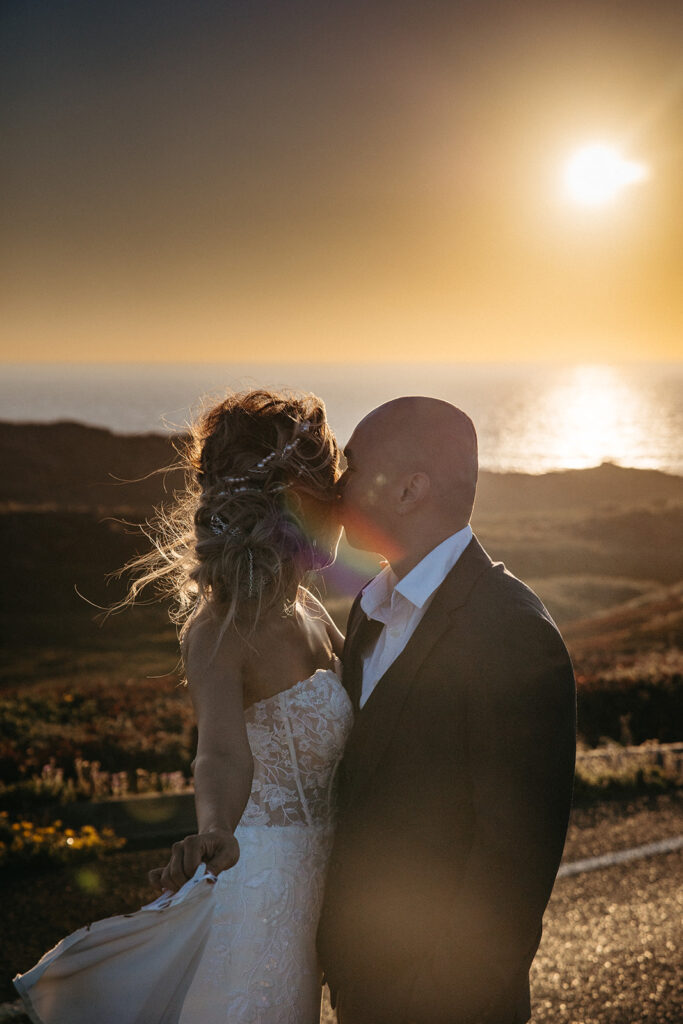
[{"x1": 337, "y1": 416, "x2": 397, "y2": 554}]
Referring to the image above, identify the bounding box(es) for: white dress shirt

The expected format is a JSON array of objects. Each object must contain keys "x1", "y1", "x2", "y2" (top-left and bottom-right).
[{"x1": 358, "y1": 524, "x2": 473, "y2": 708}]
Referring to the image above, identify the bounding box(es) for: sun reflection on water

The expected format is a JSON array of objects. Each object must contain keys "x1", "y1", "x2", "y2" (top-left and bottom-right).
[{"x1": 495, "y1": 364, "x2": 663, "y2": 474}]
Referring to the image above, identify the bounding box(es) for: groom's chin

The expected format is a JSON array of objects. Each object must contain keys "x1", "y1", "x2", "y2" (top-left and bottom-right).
[
  {"x1": 341, "y1": 521, "x2": 389, "y2": 558},
  {"x1": 341, "y1": 531, "x2": 366, "y2": 553}
]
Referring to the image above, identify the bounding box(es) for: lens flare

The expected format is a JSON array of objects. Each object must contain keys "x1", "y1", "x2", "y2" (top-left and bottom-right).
[{"x1": 75, "y1": 867, "x2": 102, "y2": 894}]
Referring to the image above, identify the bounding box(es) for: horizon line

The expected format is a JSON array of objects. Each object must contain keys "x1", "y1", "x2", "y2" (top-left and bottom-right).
[
  {"x1": 2, "y1": 418, "x2": 681, "y2": 478},
  {"x1": 2, "y1": 357, "x2": 683, "y2": 368}
]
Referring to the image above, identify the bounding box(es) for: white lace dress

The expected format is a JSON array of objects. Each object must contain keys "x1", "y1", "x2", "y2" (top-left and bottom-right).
[{"x1": 14, "y1": 667, "x2": 353, "y2": 1024}]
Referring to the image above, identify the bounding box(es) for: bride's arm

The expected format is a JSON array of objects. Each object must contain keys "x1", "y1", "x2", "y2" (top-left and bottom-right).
[
  {"x1": 150, "y1": 616, "x2": 253, "y2": 891},
  {"x1": 187, "y1": 615, "x2": 254, "y2": 834}
]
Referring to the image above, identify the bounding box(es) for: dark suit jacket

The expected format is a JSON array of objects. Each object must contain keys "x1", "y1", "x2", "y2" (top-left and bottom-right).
[{"x1": 317, "y1": 536, "x2": 576, "y2": 1024}]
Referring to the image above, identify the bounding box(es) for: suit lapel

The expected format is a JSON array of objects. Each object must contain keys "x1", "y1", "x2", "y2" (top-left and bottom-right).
[{"x1": 340, "y1": 536, "x2": 494, "y2": 809}]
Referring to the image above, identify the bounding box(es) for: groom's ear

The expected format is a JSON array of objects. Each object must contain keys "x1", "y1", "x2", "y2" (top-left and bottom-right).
[{"x1": 397, "y1": 472, "x2": 430, "y2": 514}]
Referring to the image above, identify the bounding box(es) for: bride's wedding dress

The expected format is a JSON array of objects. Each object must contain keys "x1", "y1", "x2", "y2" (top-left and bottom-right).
[{"x1": 14, "y1": 666, "x2": 353, "y2": 1024}]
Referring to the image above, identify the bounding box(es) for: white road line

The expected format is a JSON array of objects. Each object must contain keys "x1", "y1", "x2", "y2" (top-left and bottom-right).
[{"x1": 557, "y1": 835, "x2": 683, "y2": 878}]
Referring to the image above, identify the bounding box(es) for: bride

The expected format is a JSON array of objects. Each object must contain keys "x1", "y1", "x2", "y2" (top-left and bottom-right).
[{"x1": 14, "y1": 388, "x2": 353, "y2": 1024}]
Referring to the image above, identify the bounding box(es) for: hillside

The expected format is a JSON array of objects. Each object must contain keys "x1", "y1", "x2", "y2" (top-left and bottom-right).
[
  {"x1": 1, "y1": 420, "x2": 683, "y2": 635},
  {"x1": 563, "y1": 580, "x2": 683, "y2": 664},
  {"x1": 3, "y1": 420, "x2": 683, "y2": 514},
  {"x1": 0, "y1": 421, "x2": 182, "y2": 511}
]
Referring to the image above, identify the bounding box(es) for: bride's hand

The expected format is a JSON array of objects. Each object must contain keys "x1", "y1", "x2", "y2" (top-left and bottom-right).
[{"x1": 148, "y1": 829, "x2": 240, "y2": 892}]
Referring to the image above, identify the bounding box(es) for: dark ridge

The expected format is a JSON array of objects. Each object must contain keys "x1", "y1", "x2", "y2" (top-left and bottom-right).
[
  {"x1": 2, "y1": 420, "x2": 682, "y2": 514},
  {"x1": 0, "y1": 421, "x2": 185, "y2": 512}
]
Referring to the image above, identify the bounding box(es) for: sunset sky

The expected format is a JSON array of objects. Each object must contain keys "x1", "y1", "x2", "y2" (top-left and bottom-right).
[{"x1": 1, "y1": 0, "x2": 681, "y2": 364}]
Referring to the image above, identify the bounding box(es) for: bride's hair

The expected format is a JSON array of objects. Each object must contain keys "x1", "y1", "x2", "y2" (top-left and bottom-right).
[{"x1": 119, "y1": 388, "x2": 340, "y2": 637}]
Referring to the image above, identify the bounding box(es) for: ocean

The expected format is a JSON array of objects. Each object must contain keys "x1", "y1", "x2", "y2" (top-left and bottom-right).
[{"x1": 2, "y1": 361, "x2": 682, "y2": 476}]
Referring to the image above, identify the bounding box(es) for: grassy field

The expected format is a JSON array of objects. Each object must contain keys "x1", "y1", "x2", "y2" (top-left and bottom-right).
[{"x1": 2, "y1": 589, "x2": 681, "y2": 807}]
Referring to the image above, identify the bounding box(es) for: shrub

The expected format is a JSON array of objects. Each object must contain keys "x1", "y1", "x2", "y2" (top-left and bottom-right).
[
  {"x1": 0, "y1": 758, "x2": 192, "y2": 815},
  {"x1": 0, "y1": 677, "x2": 196, "y2": 784},
  {"x1": 576, "y1": 654, "x2": 682, "y2": 746},
  {"x1": 573, "y1": 760, "x2": 681, "y2": 805},
  {"x1": 0, "y1": 811, "x2": 125, "y2": 869}
]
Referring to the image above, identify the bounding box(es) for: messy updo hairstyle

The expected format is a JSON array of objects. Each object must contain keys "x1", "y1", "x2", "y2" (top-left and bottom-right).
[{"x1": 120, "y1": 389, "x2": 340, "y2": 637}]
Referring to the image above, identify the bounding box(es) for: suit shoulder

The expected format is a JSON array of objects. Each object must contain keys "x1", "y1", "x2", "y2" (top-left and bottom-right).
[
  {"x1": 463, "y1": 561, "x2": 572, "y2": 670},
  {"x1": 456, "y1": 565, "x2": 574, "y2": 705},
  {"x1": 471, "y1": 558, "x2": 556, "y2": 626}
]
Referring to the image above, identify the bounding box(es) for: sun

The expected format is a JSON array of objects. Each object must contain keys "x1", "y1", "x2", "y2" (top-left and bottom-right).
[{"x1": 563, "y1": 142, "x2": 649, "y2": 206}]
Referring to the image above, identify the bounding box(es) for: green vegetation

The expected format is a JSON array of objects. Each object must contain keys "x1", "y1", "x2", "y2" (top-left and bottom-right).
[
  {"x1": 0, "y1": 649, "x2": 680, "y2": 823},
  {"x1": 576, "y1": 653, "x2": 683, "y2": 747},
  {"x1": 0, "y1": 675, "x2": 195, "y2": 791},
  {"x1": 574, "y1": 759, "x2": 681, "y2": 803},
  {"x1": 0, "y1": 811, "x2": 126, "y2": 869},
  {"x1": 1, "y1": 431, "x2": 681, "y2": 848}
]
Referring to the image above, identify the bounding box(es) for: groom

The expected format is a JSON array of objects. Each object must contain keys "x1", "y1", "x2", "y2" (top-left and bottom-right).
[{"x1": 317, "y1": 397, "x2": 576, "y2": 1024}]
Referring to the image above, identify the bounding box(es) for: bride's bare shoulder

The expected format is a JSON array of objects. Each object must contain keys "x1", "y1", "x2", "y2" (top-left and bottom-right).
[
  {"x1": 181, "y1": 606, "x2": 249, "y2": 680},
  {"x1": 180, "y1": 609, "x2": 252, "y2": 765}
]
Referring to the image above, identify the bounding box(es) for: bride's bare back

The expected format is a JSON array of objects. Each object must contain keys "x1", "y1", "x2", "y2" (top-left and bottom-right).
[{"x1": 239, "y1": 591, "x2": 343, "y2": 709}]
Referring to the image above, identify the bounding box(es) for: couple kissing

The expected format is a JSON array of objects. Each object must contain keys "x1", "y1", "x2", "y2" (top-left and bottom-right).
[{"x1": 15, "y1": 388, "x2": 576, "y2": 1024}]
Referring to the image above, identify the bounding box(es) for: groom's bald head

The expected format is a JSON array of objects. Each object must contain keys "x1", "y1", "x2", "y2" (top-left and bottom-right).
[
  {"x1": 341, "y1": 396, "x2": 478, "y2": 558},
  {"x1": 359, "y1": 396, "x2": 477, "y2": 514}
]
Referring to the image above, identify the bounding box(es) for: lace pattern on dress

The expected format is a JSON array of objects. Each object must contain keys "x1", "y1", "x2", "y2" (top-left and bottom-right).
[
  {"x1": 179, "y1": 667, "x2": 354, "y2": 1024},
  {"x1": 240, "y1": 668, "x2": 352, "y2": 829}
]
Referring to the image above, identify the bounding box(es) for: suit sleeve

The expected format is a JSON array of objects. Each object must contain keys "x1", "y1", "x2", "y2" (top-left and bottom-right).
[{"x1": 407, "y1": 608, "x2": 576, "y2": 1024}]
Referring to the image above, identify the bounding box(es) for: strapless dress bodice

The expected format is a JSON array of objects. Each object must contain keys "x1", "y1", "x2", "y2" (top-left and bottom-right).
[{"x1": 240, "y1": 666, "x2": 353, "y2": 829}]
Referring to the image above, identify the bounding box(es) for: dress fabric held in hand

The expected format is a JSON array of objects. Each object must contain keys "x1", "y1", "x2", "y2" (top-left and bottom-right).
[{"x1": 14, "y1": 667, "x2": 353, "y2": 1024}]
